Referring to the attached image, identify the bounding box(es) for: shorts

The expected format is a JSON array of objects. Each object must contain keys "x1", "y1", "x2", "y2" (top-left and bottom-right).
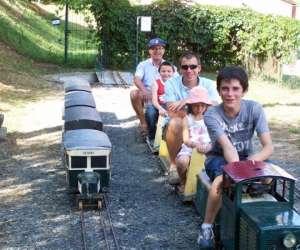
[
  {"x1": 205, "y1": 155, "x2": 249, "y2": 181},
  {"x1": 204, "y1": 156, "x2": 228, "y2": 181},
  {"x1": 205, "y1": 155, "x2": 271, "y2": 181},
  {"x1": 177, "y1": 144, "x2": 192, "y2": 158}
]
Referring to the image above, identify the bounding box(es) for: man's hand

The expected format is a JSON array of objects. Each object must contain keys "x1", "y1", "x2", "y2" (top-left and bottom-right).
[
  {"x1": 167, "y1": 99, "x2": 186, "y2": 112},
  {"x1": 167, "y1": 109, "x2": 186, "y2": 119},
  {"x1": 196, "y1": 144, "x2": 208, "y2": 154},
  {"x1": 140, "y1": 88, "x2": 151, "y2": 103},
  {"x1": 196, "y1": 143, "x2": 212, "y2": 154},
  {"x1": 158, "y1": 107, "x2": 167, "y2": 116}
]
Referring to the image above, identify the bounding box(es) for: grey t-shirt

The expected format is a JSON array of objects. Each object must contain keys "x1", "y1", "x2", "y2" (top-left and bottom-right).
[{"x1": 204, "y1": 99, "x2": 269, "y2": 158}]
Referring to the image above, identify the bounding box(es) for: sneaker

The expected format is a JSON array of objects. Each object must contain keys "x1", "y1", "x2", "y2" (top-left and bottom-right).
[
  {"x1": 146, "y1": 136, "x2": 154, "y2": 148},
  {"x1": 168, "y1": 169, "x2": 180, "y2": 185},
  {"x1": 197, "y1": 226, "x2": 214, "y2": 248}
]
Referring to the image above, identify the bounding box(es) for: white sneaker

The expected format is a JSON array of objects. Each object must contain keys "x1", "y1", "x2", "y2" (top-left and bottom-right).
[
  {"x1": 197, "y1": 226, "x2": 214, "y2": 248},
  {"x1": 168, "y1": 169, "x2": 180, "y2": 185}
]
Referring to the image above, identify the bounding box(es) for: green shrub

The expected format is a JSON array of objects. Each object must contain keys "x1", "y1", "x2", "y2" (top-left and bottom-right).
[{"x1": 89, "y1": 0, "x2": 300, "y2": 72}]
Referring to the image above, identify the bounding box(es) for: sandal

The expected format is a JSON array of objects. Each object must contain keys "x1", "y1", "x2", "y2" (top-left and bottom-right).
[
  {"x1": 138, "y1": 123, "x2": 148, "y2": 137},
  {"x1": 168, "y1": 169, "x2": 180, "y2": 185},
  {"x1": 177, "y1": 184, "x2": 185, "y2": 195}
]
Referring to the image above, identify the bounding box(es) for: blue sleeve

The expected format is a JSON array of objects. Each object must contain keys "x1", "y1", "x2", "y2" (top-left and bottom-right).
[
  {"x1": 202, "y1": 78, "x2": 219, "y2": 102},
  {"x1": 164, "y1": 78, "x2": 176, "y2": 103},
  {"x1": 253, "y1": 103, "x2": 269, "y2": 135},
  {"x1": 135, "y1": 62, "x2": 144, "y2": 79},
  {"x1": 204, "y1": 107, "x2": 225, "y2": 144}
]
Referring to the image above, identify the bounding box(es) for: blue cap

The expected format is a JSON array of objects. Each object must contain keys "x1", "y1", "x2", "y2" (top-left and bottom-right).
[{"x1": 148, "y1": 38, "x2": 167, "y2": 48}]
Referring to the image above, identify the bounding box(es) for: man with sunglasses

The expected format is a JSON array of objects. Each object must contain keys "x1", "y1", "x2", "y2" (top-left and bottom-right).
[
  {"x1": 130, "y1": 38, "x2": 167, "y2": 139},
  {"x1": 164, "y1": 51, "x2": 219, "y2": 184}
]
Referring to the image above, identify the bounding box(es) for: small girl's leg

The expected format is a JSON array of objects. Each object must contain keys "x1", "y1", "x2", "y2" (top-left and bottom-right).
[{"x1": 176, "y1": 155, "x2": 190, "y2": 190}]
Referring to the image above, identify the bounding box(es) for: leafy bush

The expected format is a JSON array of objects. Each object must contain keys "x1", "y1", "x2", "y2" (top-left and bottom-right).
[{"x1": 88, "y1": 0, "x2": 300, "y2": 71}]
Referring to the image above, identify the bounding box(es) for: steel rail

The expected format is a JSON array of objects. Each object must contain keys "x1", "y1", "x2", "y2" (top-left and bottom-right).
[
  {"x1": 79, "y1": 208, "x2": 88, "y2": 250},
  {"x1": 104, "y1": 194, "x2": 120, "y2": 250},
  {"x1": 115, "y1": 71, "x2": 130, "y2": 88},
  {"x1": 99, "y1": 203, "x2": 111, "y2": 250},
  {"x1": 97, "y1": 194, "x2": 120, "y2": 250}
]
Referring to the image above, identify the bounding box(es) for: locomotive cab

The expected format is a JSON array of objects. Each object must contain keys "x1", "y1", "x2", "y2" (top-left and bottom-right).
[
  {"x1": 63, "y1": 129, "x2": 112, "y2": 194},
  {"x1": 221, "y1": 160, "x2": 300, "y2": 250}
]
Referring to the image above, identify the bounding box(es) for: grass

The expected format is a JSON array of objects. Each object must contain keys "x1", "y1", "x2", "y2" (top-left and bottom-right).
[
  {"x1": 0, "y1": 0, "x2": 97, "y2": 67},
  {"x1": 0, "y1": 41, "x2": 62, "y2": 109}
]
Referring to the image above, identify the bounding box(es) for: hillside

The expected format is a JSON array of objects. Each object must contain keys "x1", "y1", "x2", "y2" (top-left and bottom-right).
[{"x1": 0, "y1": 0, "x2": 97, "y2": 67}]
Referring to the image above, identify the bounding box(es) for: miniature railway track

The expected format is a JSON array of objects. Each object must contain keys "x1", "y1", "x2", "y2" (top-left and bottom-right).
[
  {"x1": 294, "y1": 187, "x2": 300, "y2": 201},
  {"x1": 111, "y1": 71, "x2": 130, "y2": 88},
  {"x1": 80, "y1": 209, "x2": 88, "y2": 250},
  {"x1": 79, "y1": 194, "x2": 120, "y2": 250}
]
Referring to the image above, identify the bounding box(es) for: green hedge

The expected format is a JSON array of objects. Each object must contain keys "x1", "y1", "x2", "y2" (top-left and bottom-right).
[{"x1": 90, "y1": 0, "x2": 300, "y2": 71}]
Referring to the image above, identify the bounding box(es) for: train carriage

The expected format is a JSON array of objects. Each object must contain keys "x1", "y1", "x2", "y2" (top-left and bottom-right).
[
  {"x1": 63, "y1": 129, "x2": 112, "y2": 208},
  {"x1": 64, "y1": 106, "x2": 103, "y2": 132},
  {"x1": 64, "y1": 91, "x2": 96, "y2": 109},
  {"x1": 62, "y1": 91, "x2": 97, "y2": 120},
  {"x1": 64, "y1": 80, "x2": 91, "y2": 93}
]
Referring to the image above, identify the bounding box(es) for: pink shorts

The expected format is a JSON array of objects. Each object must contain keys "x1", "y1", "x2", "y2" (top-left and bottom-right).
[{"x1": 177, "y1": 144, "x2": 192, "y2": 158}]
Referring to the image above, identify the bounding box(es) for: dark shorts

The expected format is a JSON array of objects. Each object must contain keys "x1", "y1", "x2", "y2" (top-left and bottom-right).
[
  {"x1": 205, "y1": 155, "x2": 271, "y2": 181},
  {"x1": 205, "y1": 156, "x2": 228, "y2": 181}
]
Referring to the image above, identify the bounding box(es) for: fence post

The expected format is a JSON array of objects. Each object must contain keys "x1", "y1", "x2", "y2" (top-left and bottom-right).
[
  {"x1": 64, "y1": 0, "x2": 69, "y2": 64},
  {"x1": 135, "y1": 16, "x2": 140, "y2": 68}
]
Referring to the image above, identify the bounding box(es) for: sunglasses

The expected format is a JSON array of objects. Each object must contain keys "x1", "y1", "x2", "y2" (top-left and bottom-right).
[{"x1": 181, "y1": 64, "x2": 198, "y2": 70}]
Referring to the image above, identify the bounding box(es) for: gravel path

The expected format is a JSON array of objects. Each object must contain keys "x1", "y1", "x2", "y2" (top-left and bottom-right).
[
  {"x1": 1, "y1": 80, "x2": 300, "y2": 249},
  {"x1": 0, "y1": 84, "x2": 201, "y2": 249}
]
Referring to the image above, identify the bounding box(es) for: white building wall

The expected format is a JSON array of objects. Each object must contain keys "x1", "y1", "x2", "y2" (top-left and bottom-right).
[
  {"x1": 296, "y1": 6, "x2": 300, "y2": 19},
  {"x1": 243, "y1": 0, "x2": 293, "y2": 17},
  {"x1": 192, "y1": 0, "x2": 298, "y2": 19}
]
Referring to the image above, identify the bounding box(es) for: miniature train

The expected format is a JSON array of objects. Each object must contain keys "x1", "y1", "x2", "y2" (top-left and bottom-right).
[
  {"x1": 60, "y1": 80, "x2": 300, "y2": 247},
  {"x1": 197, "y1": 160, "x2": 300, "y2": 249},
  {"x1": 62, "y1": 80, "x2": 111, "y2": 209},
  {"x1": 152, "y1": 117, "x2": 300, "y2": 249}
]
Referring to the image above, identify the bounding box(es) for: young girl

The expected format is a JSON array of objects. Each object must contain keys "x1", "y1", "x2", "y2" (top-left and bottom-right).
[
  {"x1": 176, "y1": 87, "x2": 212, "y2": 193},
  {"x1": 146, "y1": 61, "x2": 175, "y2": 143}
]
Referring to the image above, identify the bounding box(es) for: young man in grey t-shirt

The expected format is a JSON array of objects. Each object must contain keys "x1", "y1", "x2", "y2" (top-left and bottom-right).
[{"x1": 197, "y1": 66, "x2": 273, "y2": 248}]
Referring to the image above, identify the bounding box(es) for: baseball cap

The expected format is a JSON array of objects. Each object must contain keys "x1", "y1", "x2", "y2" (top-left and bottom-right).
[{"x1": 148, "y1": 38, "x2": 167, "y2": 48}]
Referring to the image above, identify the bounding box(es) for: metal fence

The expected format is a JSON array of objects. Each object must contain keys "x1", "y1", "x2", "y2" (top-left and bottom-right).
[
  {"x1": 0, "y1": 1, "x2": 99, "y2": 67},
  {"x1": 64, "y1": 2, "x2": 98, "y2": 67}
]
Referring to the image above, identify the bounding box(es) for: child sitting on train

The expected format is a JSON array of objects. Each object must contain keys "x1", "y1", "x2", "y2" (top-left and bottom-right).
[
  {"x1": 146, "y1": 61, "x2": 175, "y2": 145},
  {"x1": 176, "y1": 87, "x2": 212, "y2": 194},
  {"x1": 197, "y1": 66, "x2": 273, "y2": 248}
]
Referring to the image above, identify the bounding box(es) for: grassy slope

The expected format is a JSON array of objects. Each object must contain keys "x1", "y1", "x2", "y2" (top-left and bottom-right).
[
  {"x1": 0, "y1": 0, "x2": 97, "y2": 67},
  {"x1": 0, "y1": 41, "x2": 62, "y2": 110}
]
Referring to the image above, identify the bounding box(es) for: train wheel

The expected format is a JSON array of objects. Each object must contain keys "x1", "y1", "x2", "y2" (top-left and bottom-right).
[
  {"x1": 97, "y1": 200, "x2": 102, "y2": 209},
  {"x1": 78, "y1": 201, "x2": 83, "y2": 210}
]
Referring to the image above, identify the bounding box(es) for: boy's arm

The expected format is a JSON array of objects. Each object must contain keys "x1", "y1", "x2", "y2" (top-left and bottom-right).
[
  {"x1": 247, "y1": 132, "x2": 273, "y2": 161},
  {"x1": 151, "y1": 80, "x2": 160, "y2": 109},
  {"x1": 217, "y1": 134, "x2": 239, "y2": 163},
  {"x1": 151, "y1": 81, "x2": 166, "y2": 115}
]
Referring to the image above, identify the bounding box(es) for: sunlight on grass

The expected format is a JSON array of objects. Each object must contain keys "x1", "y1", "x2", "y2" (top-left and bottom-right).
[
  {"x1": 0, "y1": 0, "x2": 97, "y2": 67},
  {"x1": 247, "y1": 77, "x2": 300, "y2": 105},
  {"x1": 288, "y1": 126, "x2": 300, "y2": 134}
]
